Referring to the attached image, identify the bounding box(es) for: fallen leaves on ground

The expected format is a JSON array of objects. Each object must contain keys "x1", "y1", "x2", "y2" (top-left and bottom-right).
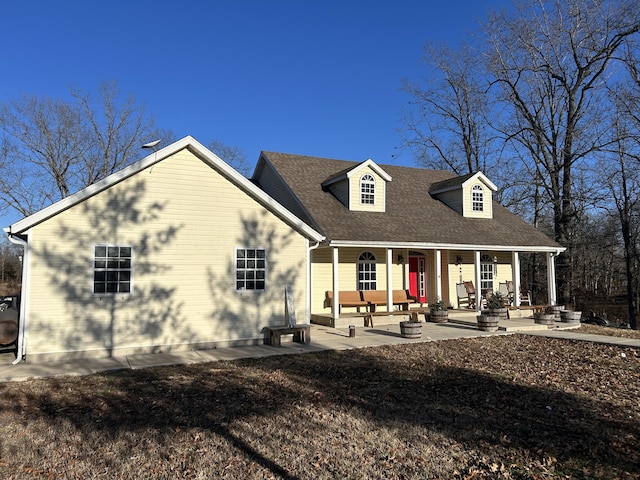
[{"x1": 0, "y1": 332, "x2": 638, "y2": 479}]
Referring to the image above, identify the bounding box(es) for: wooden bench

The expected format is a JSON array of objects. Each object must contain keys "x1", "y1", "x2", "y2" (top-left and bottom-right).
[
  {"x1": 361, "y1": 290, "x2": 388, "y2": 312},
  {"x1": 266, "y1": 325, "x2": 311, "y2": 347},
  {"x1": 363, "y1": 308, "x2": 430, "y2": 327},
  {"x1": 324, "y1": 291, "x2": 370, "y2": 313},
  {"x1": 392, "y1": 289, "x2": 420, "y2": 310},
  {"x1": 362, "y1": 290, "x2": 421, "y2": 312}
]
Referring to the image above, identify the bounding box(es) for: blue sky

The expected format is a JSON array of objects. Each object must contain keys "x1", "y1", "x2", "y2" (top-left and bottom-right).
[{"x1": 1, "y1": 0, "x2": 510, "y2": 224}]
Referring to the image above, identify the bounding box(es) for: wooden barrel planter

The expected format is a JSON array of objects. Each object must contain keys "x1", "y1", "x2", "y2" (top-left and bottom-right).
[
  {"x1": 429, "y1": 310, "x2": 448, "y2": 323},
  {"x1": 477, "y1": 314, "x2": 500, "y2": 332},
  {"x1": 400, "y1": 321, "x2": 422, "y2": 339},
  {"x1": 534, "y1": 313, "x2": 555, "y2": 325},
  {"x1": 548, "y1": 305, "x2": 565, "y2": 321},
  {"x1": 486, "y1": 308, "x2": 508, "y2": 321},
  {"x1": 560, "y1": 310, "x2": 582, "y2": 324},
  {"x1": 0, "y1": 320, "x2": 18, "y2": 345}
]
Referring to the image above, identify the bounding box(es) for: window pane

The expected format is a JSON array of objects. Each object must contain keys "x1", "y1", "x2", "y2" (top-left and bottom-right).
[
  {"x1": 235, "y1": 248, "x2": 266, "y2": 291},
  {"x1": 93, "y1": 245, "x2": 133, "y2": 295},
  {"x1": 106, "y1": 271, "x2": 119, "y2": 282}
]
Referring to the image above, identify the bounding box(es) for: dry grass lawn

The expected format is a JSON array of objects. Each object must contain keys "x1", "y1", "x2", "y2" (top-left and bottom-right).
[{"x1": 0, "y1": 327, "x2": 639, "y2": 479}]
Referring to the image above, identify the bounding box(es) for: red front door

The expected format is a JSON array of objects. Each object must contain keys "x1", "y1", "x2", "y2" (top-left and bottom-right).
[{"x1": 408, "y1": 256, "x2": 427, "y2": 303}]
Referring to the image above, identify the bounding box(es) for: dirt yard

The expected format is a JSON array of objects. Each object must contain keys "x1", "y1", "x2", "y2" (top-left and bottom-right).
[{"x1": 0, "y1": 329, "x2": 638, "y2": 479}]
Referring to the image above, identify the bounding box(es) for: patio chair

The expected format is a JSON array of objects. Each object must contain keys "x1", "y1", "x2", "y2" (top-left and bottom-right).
[
  {"x1": 506, "y1": 280, "x2": 531, "y2": 306},
  {"x1": 456, "y1": 281, "x2": 477, "y2": 309},
  {"x1": 519, "y1": 289, "x2": 532, "y2": 306},
  {"x1": 498, "y1": 282, "x2": 513, "y2": 305}
]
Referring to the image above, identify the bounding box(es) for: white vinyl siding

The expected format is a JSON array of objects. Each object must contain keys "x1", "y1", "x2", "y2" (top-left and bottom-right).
[
  {"x1": 348, "y1": 166, "x2": 386, "y2": 212},
  {"x1": 24, "y1": 149, "x2": 309, "y2": 361}
]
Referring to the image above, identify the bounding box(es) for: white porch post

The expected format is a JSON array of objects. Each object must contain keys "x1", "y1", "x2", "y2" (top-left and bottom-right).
[
  {"x1": 386, "y1": 248, "x2": 393, "y2": 312},
  {"x1": 474, "y1": 250, "x2": 482, "y2": 311},
  {"x1": 332, "y1": 247, "x2": 339, "y2": 321},
  {"x1": 512, "y1": 251, "x2": 520, "y2": 307},
  {"x1": 435, "y1": 249, "x2": 442, "y2": 302},
  {"x1": 547, "y1": 252, "x2": 557, "y2": 305}
]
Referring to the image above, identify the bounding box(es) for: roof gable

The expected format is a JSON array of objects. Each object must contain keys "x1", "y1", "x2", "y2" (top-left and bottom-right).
[
  {"x1": 321, "y1": 158, "x2": 392, "y2": 188},
  {"x1": 7, "y1": 137, "x2": 324, "y2": 242},
  {"x1": 429, "y1": 171, "x2": 497, "y2": 195}
]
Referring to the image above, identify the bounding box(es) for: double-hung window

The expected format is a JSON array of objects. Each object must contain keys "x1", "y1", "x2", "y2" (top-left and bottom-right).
[
  {"x1": 93, "y1": 245, "x2": 132, "y2": 294},
  {"x1": 236, "y1": 248, "x2": 266, "y2": 291},
  {"x1": 360, "y1": 174, "x2": 375, "y2": 205},
  {"x1": 472, "y1": 184, "x2": 484, "y2": 212},
  {"x1": 357, "y1": 251, "x2": 377, "y2": 290}
]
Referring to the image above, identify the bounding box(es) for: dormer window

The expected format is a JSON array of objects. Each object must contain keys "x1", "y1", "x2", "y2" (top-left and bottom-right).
[
  {"x1": 472, "y1": 184, "x2": 484, "y2": 212},
  {"x1": 360, "y1": 174, "x2": 375, "y2": 205}
]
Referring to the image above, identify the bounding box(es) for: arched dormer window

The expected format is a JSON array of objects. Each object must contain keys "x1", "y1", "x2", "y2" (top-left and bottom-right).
[
  {"x1": 357, "y1": 251, "x2": 377, "y2": 290},
  {"x1": 360, "y1": 174, "x2": 375, "y2": 205},
  {"x1": 472, "y1": 184, "x2": 484, "y2": 212}
]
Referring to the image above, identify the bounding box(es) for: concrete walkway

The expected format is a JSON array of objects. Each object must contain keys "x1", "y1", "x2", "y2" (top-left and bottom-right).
[{"x1": 0, "y1": 320, "x2": 638, "y2": 382}]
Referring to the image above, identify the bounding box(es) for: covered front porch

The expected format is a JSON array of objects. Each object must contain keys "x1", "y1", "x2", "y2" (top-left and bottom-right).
[{"x1": 309, "y1": 244, "x2": 563, "y2": 327}]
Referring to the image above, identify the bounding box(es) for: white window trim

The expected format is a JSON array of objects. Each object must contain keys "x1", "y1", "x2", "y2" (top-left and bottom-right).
[
  {"x1": 357, "y1": 251, "x2": 377, "y2": 290},
  {"x1": 235, "y1": 247, "x2": 267, "y2": 292},
  {"x1": 472, "y1": 184, "x2": 484, "y2": 212},
  {"x1": 360, "y1": 174, "x2": 375, "y2": 205},
  {"x1": 92, "y1": 244, "x2": 133, "y2": 296}
]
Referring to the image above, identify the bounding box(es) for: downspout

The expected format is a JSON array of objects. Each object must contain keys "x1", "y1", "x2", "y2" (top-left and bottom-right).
[
  {"x1": 5, "y1": 230, "x2": 29, "y2": 364},
  {"x1": 306, "y1": 241, "x2": 321, "y2": 324}
]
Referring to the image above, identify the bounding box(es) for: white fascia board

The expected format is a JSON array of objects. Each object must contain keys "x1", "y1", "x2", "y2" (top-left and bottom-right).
[
  {"x1": 8, "y1": 136, "x2": 325, "y2": 243},
  {"x1": 346, "y1": 159, "x2": 392, "y2": 182},
  {"x1": 8, "y1": 136, "x2": 197, "y2": 234},
  {"x1": 464, "y1": 172, "x2": 498, "y2": 192},
  {"x1": 326, "y1": 240, "x2": 565, "y2": 253}
]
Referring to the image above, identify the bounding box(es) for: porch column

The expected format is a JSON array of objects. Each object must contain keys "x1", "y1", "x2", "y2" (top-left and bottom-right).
[
  {"x1": 512, "y1": 251, "x2": 520, "y2": 307},
  {"x1": 386, "y1": 248, "x2": 393, "y2": 312},
  {"x1": 474, "y1": 250, "x2": 482, "y2": 311},
  {"x1": 547, "y1": 252, "x2": 557, "y2": 305},
  {"x1": 434, "y1": 249, "x2": 442, "y2": 302},
  {"x1": 332, "y1": 247, "x2": 339, "y2": 321}
]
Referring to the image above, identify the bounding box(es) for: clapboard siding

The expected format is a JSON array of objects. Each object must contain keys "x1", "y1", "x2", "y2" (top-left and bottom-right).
[{"x1": 24, "y1": 149, "x2": 309, "y2": 361}]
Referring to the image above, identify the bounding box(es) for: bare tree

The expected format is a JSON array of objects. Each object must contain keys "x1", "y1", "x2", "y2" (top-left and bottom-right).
[
  {"x1": 207, "y1": 139, "x2": 252, "y2": 177},
  {"x1": 401, "y1": 42, "x2": 497, "y2": 175},
  {"x1": 485, "y1": 0, "x2": 640, "y2": 304},
  {"x1": 70, "y1": 81, "x2": 157, "y2": 186},
  {"x1": 0, "y1": 81, "x2": 159, "y2": 217}
]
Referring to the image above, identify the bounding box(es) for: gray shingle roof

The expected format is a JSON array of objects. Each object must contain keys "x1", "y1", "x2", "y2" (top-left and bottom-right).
[{"x1": 259, "y1": 152, "x2": 561, "y2": 250}]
